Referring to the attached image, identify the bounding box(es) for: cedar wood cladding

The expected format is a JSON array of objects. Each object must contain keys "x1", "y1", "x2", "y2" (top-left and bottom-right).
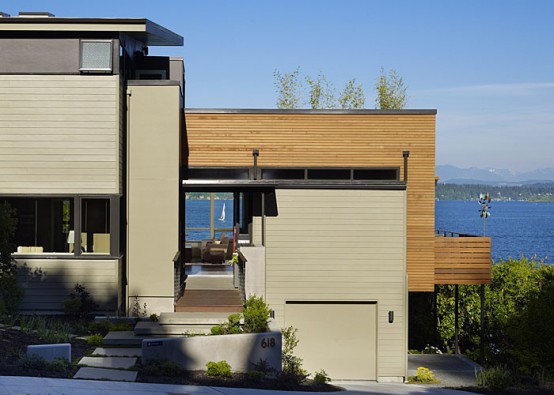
[{"x1": 185, "y1": 110, "x2": 437, "y2": 292}]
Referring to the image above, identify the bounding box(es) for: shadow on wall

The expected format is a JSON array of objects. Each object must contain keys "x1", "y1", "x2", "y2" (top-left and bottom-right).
[{"x1": 16, "y1": 259, "x2": 119, "y2": 315}]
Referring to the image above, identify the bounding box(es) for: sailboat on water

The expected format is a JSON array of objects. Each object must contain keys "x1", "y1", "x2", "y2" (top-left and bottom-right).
[{"x1": 218, "y1": 203, "x2": 226, "y2": 222}]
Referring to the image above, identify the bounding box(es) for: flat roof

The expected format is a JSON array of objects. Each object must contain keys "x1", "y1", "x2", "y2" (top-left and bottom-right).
[
  {"x1": 183, "y1": 179, "x2": 406, "y2": 191},
  {"x1": 185, "y1": 108, "x2": 437, "y2": 115},
  {"x1": 0, "y1": 16, "x2": 183, "y2": 46}
]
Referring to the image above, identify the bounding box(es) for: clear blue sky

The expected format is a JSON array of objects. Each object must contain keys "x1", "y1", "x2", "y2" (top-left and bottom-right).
[{"x1": 3, "y1": 1, "x2": 553, "y2": 172}]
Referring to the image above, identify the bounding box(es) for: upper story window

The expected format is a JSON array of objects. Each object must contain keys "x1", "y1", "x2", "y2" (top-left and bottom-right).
[{"x1": 80, "y1": 40, "x2": 113, "y2": 73}]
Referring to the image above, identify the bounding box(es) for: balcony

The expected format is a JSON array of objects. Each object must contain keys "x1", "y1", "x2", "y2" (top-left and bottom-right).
[{"x1": 435, "y1": 230, "x2": 491, "y2": 285}]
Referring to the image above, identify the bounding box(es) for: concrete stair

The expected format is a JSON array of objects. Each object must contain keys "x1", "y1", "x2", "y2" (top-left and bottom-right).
[
  {"x1": 73, "y1": 341, "x2": 141, "y2": 382},
  {"x1": 135, "y1": 312, "x2": 230, "y2": 335}
]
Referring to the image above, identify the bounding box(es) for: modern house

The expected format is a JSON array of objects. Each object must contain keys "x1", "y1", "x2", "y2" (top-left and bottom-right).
[
  {"x1": 0, "y1": 13, "x2": 491, "y2": 382},
  {"x1": 0, "y1": 12, "x2": 185, "y2": 314}
]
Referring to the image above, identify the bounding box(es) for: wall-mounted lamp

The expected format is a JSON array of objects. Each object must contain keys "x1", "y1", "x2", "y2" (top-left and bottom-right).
[
  {"x1": 252, "y1": 149, "x2": 260, "y2": 180},
  {"x1": 269, "y1": 309, "x2": 275, "y2": 319},
  {"x1": 388, "y1": 311, "x2": 394, "y2": 323}
]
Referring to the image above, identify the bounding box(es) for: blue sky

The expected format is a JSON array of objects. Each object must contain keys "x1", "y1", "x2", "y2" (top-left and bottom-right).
[{"x1": 3, "y1": 1, "x2": 553, "y2": 172}]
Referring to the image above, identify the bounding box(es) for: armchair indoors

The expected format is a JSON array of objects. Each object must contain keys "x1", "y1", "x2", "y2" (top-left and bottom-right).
[{"x1": 201, "y1": 233, "x2": 230, "y2": 264}]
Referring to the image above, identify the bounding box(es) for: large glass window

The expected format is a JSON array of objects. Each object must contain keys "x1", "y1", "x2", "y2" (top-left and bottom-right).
[
  {"x1": 3, "y1": 196, "x2": 117, "y2": 256},
  {"x1": 5, "y1": 198, "x2": 73, "y2": 253},
  {"x1": 185, "y1": 192, "x2": 234, "y2": 241}
]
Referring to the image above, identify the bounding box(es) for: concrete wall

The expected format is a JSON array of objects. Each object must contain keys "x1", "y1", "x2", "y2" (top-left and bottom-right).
[
  {"x1": 142, "y1": 332, "x2": 282, "y2": 373},
  {"x1": 126, "y1": 83, "x2": 181, "y2": 315},
  {"x1": 0, "y1": 74, "x2": 121, "y2": 194},
  {"x1": 264, "y1": 188, "x2": 407, "y2": 381},
  {"x1": 16, "y1": 258, "x2": 119, "y2": 313}
]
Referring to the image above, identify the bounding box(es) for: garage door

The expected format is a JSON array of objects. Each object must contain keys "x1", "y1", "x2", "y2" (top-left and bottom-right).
[{"x1": 285, "y1": 302, "x2": 377, "y2": 380}]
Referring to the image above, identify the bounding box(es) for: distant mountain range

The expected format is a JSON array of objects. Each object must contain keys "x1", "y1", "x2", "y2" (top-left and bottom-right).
[{"x1": 436, "y1": 165, "x2": 554, "y2": 185}]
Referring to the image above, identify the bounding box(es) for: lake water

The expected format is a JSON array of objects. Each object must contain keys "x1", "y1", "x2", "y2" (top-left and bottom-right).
[
  {"x1": 186, "y1": 199, "x2": 554, "y2": 264},
  {"x1": 436, "y1": 200, "x2": 554, "y2": 263}
]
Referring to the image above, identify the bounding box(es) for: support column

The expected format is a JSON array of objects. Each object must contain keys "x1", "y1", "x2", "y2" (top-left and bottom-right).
[
  {"x1": 480, "y1": 284, "x2": 485, "y2": 364},
  {"x1": 454, "y1": 284, "x2": 459, "y2": 354}
]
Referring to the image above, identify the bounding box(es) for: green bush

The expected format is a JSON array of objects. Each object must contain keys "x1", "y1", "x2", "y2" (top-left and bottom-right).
[
  {"x1": 313, "y1": 369, "x2": 331, "y2": 384},
  {"x1": 18, "y1": 354, "x2": 47, "y2": 370},
  {"x1": 19, "y1": 315, "x2": 73, "y2": 343},
  {"x1": 0, "y1": 201, "x2": 23, "y2": 317},
  {"x1": 149, "y1": 314, "x2": 159, "y2": 322},
  {"x1": 248, "y1": 370, "x2": 266, "y2": 382},
  {"x1": 210, "y1": 313, "x2": 242, "y2": 335},
  {"x1": 142, "y1": 359, "x2": 184, "y2": 377},
  {"x1": 88, "y1": 320, "x2": 111, "y2": 336},
  {"x1": 280, "y1": 326, "x2": 308, "y2": 384},
  {"x1": 47, "y1": 357, "x2": 71, "y2": 373},
  {"x1": 476, "y1": 365, "x2": 513, "y2": 391},
  {"x1": 206, "y1": 360, "x2": 233, "y2": 378},
  {"x1": 86, "y1": 333, "x2": 104, "y2": 347},
  {"x1": 243, "y1": 296, "x2": 270, "y2": 333},
  {"x1": 63, "y1": 283, "x2": 98, "y2": 318},
  {"x1": 408, "y1": 366, "x2": 439, "y2": 384}
]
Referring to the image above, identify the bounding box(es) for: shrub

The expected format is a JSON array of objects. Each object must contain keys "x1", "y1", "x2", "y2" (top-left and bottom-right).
[
  {"x1": 206, "y1": 360, "x2": 233, "y2": 378},
  {"x1": 109, "y1": 322, "x2": 134, "y2": 332},
  {"x1": 88, "y1": 320, "x2": 111, "y2": 336},
  {"x1": 280, "y1": 326, "x2": 308, "y2": 384},
  {"x1": 210, "y1": 313, "x2": 242, "y2": 335},
  {"x1": 149, "y1": 313, "x2": 159, "y2": 322},
  {"x1": 63, "y1": 283, "x2": 98, "y2": 318},
  {"x1": 408, "y1": 366, "x2": 439, "y2": 384},
  {"x1": 47, "y1": 357, "x2": 71, "y2": 373},
  {"x1": 18, "y1": 354, "x2": 47, "y2": 370},
  {"x1": 243, "y1": 296, "x2": 270, "y2": 333},
  {"x1": 0, "y1": 201, "x2": 23, "y2": 317},
  {"x1": 142, "y1": 359, "x2": 184, "y2": 377},
  {"x1": 313, "y1": 369, "x2": 331, "y2": 384},
  {"x1": 475, "y1": 365, "x2": 513, "y2": 391},
  {"x1": 248, "y1": 370, "x2": 266, "y2": 382},
  {"x1": 86, "y1": 333, "x2": 104, "y2": 347}
]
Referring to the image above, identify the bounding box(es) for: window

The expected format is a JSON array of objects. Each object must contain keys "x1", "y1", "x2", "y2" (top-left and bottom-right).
[
  {"x1": 4, "y1": 196, "x2": 118, "y2": 256},
  {"x1": 185, "y1": 192, "x2": 234, "y2": 241},
  {"x1": 80, "y1": 40, "x2": 113, "y2": 73},
  {"x1": 81, "y1": 198, "x2": 110, "y2": 254},
  {"x1": 6, "y1": 197, "x2": 74, "y2": 253}
]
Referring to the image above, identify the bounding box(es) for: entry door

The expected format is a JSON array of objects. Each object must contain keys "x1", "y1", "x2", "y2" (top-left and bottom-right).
[{"x1": 285, "y1": 302, "x2": 377, "y2": 380}]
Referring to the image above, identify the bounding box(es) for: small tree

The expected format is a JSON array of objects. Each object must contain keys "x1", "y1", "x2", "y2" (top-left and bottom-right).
[
  {"x1": 274, "y1": 68, "x2": 302, "y2": 109},
  {"x1": 338, "y1": 78, "x2": 365, "y2": 109},
  {"x1": 0, "y1": 201, "x2": 23, "y2": 316},
  {"x1": 305, "y1": 73, "x2": 336, "y2": 109},
  {"x1": 375, "y1": 68, "x2": 407, "y2": 109}
]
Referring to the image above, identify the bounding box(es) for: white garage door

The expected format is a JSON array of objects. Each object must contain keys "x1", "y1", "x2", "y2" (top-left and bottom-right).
[{"x1": 285, "y1": 302, "x2": 377, "y2": 380}]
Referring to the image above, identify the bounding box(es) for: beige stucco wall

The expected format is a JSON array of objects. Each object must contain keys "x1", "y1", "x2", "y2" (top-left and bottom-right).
[
  {"x1": 126, "y1": 83, "x2": 180, "y2": 315},
  {"x1": 0, "y1": 75, "x2": 120, "y2": 194},
  {"x1": 264, "y1": 188, "x2": 407, "y2": 380}
]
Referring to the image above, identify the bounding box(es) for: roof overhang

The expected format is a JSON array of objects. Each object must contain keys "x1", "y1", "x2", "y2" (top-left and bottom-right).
[
  {"x1": 0, "y1": 17, "x2": 183, "y2": 46},
  {"x1": 183, "y1": 179, "x2": 406, "y2": 191}
]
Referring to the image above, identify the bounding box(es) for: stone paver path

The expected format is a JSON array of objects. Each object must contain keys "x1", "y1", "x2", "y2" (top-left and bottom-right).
[{"x1": 73, "y1": 332, "x2": 142, "y2": 382}]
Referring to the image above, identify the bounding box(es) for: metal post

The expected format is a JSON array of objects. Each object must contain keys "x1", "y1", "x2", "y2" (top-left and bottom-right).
[
  {"x1": 261, "y1": 193, "x2": 265, "y2": 246},
  {"x1": 455, "y1": 284, "x2": 459, "y2": 354},
  {"x1": 434, "y1": 284, "x2": 438, "y2": 347},
  {"x1": 480, "y1": 284, "x2": 485, "y2": 364},
  {"x1": 209, "y1": 193, "x2": 215, "y2": 239}
]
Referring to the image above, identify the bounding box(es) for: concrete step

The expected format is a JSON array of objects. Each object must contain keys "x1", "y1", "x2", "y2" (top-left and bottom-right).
[
  {"x1": 158, "y1": 311, "x2": 231, "y2": 325},
  {"x1": 92, "y1": 347, "x2": 141, "y2": 357},
  {"x1": 78, "y1": 356, "x2": 137, "y2": 369},
  {"x1": 103, "y1": 331, "x2": 147, "y2": 346},
  {"x1": 135, "y1": 321, "x2": 215, "y2": 335},
  {"x1": 74, "y1": 367, "x2": 137, "y2": 382}
]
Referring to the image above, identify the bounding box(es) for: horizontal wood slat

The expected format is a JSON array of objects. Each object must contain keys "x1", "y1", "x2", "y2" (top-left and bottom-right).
[
  {"x1": 435, "y1": 236, "x2": 491, "y2": 284},
  {"x1": 186, "y1": 111, "x2": 436, "y2": 291}
]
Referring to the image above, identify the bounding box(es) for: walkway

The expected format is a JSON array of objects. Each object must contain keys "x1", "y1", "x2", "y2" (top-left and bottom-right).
[{"x1": 0, "y1": 376, "x2": 479, "y2": 395}]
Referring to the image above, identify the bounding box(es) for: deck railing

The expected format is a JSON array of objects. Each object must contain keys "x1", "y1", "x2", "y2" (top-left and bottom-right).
[{"x1": 435, "y1": 230, "x2": 491, "y2": 284}]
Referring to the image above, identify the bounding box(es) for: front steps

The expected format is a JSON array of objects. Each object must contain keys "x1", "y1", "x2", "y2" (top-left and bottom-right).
[
  {"x1": 74, "y1": 343, "x2": 141, "y2": 382},
  {"x1": 135, "y1": 311, "x2": 230, "y2": 335}
]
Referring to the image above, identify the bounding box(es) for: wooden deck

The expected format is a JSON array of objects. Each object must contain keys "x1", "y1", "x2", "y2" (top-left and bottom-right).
[{"x1": 175, "y1": 290, "x2": 243, "y2": 313}]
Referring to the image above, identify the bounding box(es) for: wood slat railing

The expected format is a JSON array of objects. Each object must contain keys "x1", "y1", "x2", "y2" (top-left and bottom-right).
[{"x1": 435, "y1": 231, "x2": 491, "y2": 284}]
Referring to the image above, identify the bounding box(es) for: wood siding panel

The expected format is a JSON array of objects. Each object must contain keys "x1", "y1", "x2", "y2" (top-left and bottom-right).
[
  {"x1": 16, "y1": 258, "x2": 119, "y2": 312},
  {"x1": 0, "y1": 75, "x2": 120, "y2": 194},
  {"x1": 186, "y1": 111, "x2": 436, "y2": 291},
  {"x1": 435, "y1": 236, "x2": 492, "y2": 284},
  {"x1": 265, "y1": 189, "x2": 407, "y2": 379}
]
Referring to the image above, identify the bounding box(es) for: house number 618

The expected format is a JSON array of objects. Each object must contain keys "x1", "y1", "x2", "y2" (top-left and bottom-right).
[{"x1": 261, "y1": 337, "x2": 276, "y2": 348}]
